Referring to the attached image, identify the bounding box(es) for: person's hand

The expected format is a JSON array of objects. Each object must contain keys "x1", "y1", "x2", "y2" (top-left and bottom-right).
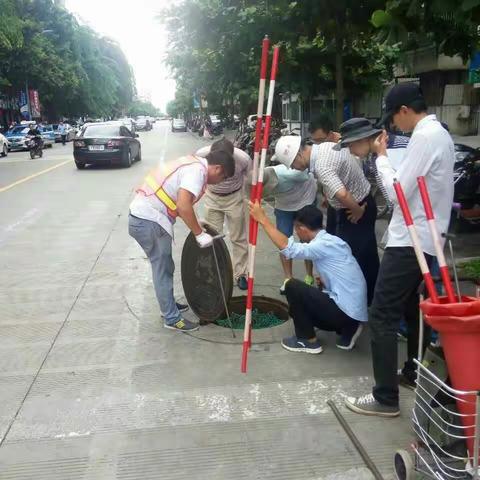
[
  {"x1": 330, "y1": 131, "x2": 341, "y2": 143},
  {"x1": 371, "y1": 130, "x2": 388, "y2": 157},
  {"x1": 321, "y1": 196, "x2": 328, "y2": 209},
  {"x1": 347, "y1": 203, "x2": 366, "y2": 224},
  {"x1": 248, "y1": 200, "x2": 267, "y2": 224},
  {"x1": 195, "y1": 231, "x2": 214, "y2": 248}
]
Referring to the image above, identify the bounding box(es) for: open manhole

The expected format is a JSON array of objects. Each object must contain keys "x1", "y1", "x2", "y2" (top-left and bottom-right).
[
  {"x1": 216, "y1": 295, "x2": 289, "y2": 330},
  {"x1": 181, "y1": 225, "x2": 289, "y2": 329}
]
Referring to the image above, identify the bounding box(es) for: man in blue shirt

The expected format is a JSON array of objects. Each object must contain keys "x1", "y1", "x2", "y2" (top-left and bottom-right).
[{"x1": 249, "y1": 201, "x2": 368, "y2": 353}]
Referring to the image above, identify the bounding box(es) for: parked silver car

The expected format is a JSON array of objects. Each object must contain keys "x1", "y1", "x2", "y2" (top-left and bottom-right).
[{"x1": 172, "y1": 118, "x2": 186, "y2": 132}]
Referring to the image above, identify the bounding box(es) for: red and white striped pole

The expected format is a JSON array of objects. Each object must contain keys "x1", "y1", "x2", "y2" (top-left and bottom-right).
[
  {"x1": 393, "y1": 180, "x2": 439, "y2": 303},
  {"x1": 417, "y1": 176, "x2": 456, "y2": 303},
  {"x1": 242, "y1": 45, "x2": 280, "y2": 373},
  {"x1": 249, "y1": 36, "x2": 270, "y2": 242}
]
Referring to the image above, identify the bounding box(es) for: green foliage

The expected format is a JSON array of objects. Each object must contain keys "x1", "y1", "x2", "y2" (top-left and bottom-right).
[
  {"x1": 128, "y1": 100, "x2": 161, "y2": 118},
  {"x1": 459, "y1": 258, "x2": 480, "y2": 281},
  {"x1": 0, "y1": 0, "x2": 135, "y2": 118},
  {"x1": 371, "y1": 0, "x2": 480, "y2": 60},
  {"x1": 166, "y1": 89, "x2": 194, "y2": 118},
  {"x1": 159, "y1": 0, "x2": 399, "y2": 124}
]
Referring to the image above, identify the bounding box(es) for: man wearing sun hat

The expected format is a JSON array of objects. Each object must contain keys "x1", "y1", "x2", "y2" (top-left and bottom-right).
[{"x1": 344, "y1": 83, "x2": 455, "y2": 418}]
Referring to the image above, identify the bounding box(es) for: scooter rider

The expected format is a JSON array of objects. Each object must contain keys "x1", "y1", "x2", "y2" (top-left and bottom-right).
[
  {"x1": 27, "y1": 123, "x2": 43, "y2": 150},
  {"x1": 27, "y1": 123, "x2": 42, "y2": 139}
]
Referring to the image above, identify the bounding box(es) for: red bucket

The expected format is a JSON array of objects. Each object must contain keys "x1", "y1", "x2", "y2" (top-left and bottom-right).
[{"x1": 420, "y1": 296, "x2": 480, "y2": 461}]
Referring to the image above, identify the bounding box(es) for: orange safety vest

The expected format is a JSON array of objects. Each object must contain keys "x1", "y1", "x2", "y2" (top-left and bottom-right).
[{"x1": 136, "y1": 155, "x2": 207, "y2": 219}]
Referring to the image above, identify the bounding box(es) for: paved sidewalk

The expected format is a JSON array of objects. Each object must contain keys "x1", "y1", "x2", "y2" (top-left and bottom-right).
[
  {"x1": 0, "y1": 198, "x2": 416, "y2": 480},
  {"x1": 2, "y1": 125, "x2": 466, "y2": 479}
]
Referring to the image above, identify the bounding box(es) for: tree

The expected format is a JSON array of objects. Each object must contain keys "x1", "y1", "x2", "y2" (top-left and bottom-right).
[
  {"x1": 166, "y1": 88, "x2": 193, "y2": 118},
  {"x1": 128, "y1": 99, "x2": 160, "y2": 118},
  {"x1": 0, "y1": 0, "x2": 136, "y2": 119},
  {"x1": 371, "y1": 0, "x2": 480, "y2": 60},
  {"x1": 160, "y1": 0, "x2": 398, "y2": 126}
]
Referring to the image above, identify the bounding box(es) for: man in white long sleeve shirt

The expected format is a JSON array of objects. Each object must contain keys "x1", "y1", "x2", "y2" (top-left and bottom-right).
[{"x1": 345, "y1": 83, "x2": 455, "y2": 417}]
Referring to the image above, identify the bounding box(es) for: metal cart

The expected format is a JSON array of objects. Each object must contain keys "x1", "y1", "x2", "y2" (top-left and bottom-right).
[{"x1": 394, "y1": 315, "x2": 480, "y2": 480}]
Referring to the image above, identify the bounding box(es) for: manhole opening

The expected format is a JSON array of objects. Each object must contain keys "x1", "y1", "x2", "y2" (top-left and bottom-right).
[{"x1": 215, "y1": 295, "x2": 289, "y2": 330}]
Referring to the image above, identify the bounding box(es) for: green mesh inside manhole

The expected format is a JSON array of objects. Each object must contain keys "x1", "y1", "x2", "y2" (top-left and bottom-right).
[
  {"x1": 216, "y1": 309, "x2": 284, "y2": 329},
  {"x1": 214, "y1": 296, "x2": 289, "y2": 330}
]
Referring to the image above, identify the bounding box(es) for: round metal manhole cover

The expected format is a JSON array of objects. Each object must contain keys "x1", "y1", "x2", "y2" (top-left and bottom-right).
[{"x1": 181, "y1": 225, "x2": 233, "y2": 322}]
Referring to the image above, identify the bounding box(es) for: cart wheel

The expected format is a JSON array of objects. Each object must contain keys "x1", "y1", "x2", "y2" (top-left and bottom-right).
[{"x1": 394, "y1": 449, "x2": 415, "y2": 480}]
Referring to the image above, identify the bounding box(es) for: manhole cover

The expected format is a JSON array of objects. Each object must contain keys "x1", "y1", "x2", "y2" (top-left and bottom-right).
[
  {"x1": 181, "y1": 225, "x2": 233, "y2": 322},
  {"x1": 216, "y1": 296, "x2": 289, "y2": 330}
]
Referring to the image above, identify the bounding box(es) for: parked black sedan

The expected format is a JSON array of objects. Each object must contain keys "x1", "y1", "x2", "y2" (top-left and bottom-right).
[{"x1": 73, "y1": 121, "x2": 141, "y2": 169}]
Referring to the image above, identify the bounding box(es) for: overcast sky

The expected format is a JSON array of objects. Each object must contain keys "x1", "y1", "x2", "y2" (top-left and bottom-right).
[{"x1": 65, "y1": 0, "x2": 176, "y2": 111}]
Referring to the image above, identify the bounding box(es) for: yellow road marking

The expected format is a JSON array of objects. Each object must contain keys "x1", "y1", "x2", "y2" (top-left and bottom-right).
[{"x1": 0, "y1": 160, "x2": 71, "y2": 194}]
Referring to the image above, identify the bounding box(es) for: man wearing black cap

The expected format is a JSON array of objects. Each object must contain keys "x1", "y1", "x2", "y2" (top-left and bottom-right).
[{"x1": 345, "y1": 83, "x2": 455, "y2": 417}]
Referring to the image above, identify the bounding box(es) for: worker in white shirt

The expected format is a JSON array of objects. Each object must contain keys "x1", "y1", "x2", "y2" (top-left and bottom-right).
[
  {"x1": 196, "y1": 138, "x2": 250, "y2": 290},
  {"x1": 129, "y1": 150, "x2": 235, "y2": 332},
  {"x1": 345, "y1": 83, "x2": 455, "y2": 418},
  {"x1": 259, "y1": 164, "x2": 318, "y2": 293}
]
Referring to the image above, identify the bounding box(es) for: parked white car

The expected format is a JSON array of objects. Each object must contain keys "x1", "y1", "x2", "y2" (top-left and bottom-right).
[
  {"x1": 0, "y1": 132, "x2": 8, "y2": 157},
  {"x1": 171, "y1": 118, "x2": 186, "y2": 132},
  {"x1": 136, "y1": 116, "x2": 152, "y2": 131}
]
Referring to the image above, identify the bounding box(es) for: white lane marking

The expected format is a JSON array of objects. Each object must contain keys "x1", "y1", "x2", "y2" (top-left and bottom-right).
[
  {"x1": 0, "y1": 207, "x2": 39, "y2": 246},
  {"x1": 159, "y1": 122, "x2": 169, "y2": 167}
]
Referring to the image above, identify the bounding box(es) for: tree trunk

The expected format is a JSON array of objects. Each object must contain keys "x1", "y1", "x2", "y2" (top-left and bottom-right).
[{"x1": 334, "y1": 25, "x2": 344, "y2": 128}]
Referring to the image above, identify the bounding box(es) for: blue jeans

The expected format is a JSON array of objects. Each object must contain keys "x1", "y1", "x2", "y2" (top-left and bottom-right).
[
  {"x1": 274, "y1": 208, "x2": 296, "y2": 237},
  {"x1": 128, "y1": 215, "x2": 181, "y2": 325},
  {"x1": 274, "y1": 201, "x2": 317, "y2": 236}
]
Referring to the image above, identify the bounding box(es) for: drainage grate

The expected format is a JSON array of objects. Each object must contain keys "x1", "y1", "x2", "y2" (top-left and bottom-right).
[{"x1": 216, "y1": 309, "x2": 285, "y2": 329}]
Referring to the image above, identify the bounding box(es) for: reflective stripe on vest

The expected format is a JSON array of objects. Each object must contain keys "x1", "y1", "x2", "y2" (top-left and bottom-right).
[
  {"x1": 136, "y1": 155, "x2": 207, "y2": 218},
  {"x1": 144, "y1": 174, "x2": 177, "y2": 213}
]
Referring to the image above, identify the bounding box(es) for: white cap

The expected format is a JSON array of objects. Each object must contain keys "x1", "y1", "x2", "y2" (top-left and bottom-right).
[{"x1": 274, "y1": 136, "x2": 302, "y2": 168}]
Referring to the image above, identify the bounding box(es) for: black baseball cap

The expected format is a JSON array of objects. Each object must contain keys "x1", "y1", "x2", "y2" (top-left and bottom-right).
[{"x1": 378, "y1": 82, "x2": 425, "y2": 126}]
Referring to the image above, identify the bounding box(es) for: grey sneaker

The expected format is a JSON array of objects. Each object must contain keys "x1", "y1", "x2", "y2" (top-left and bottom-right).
[
  {"x1": 164, "y1": 318, "x2": 199, "y2": 332},
  {"x1": 345, "y1": 393, "x2": 400, "y2": 417}
]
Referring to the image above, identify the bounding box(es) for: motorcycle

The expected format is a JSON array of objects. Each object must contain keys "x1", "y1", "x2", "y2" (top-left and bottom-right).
[
  {"x1": 210, "y1": 123, "x2": 224, "y2": 136},
  {"x1": 364, "y1": 142, "x2": 480, "y2": 221},
  {"x1": 451, "y1": 143, "x2": 480, "y2": 230},
  {"x1": 26, "y1": 135, "x2": 43, "y2": 159}
]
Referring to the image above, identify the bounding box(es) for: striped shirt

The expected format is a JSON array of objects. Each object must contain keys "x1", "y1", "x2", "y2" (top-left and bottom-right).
[
  {"x1": 367, "y1": 134, "x2": 410, "y2": 205},
  {"x1": 309, "y1": 142, "x2": 370, "y2": 210},
  {"x1": 196, "y1": 145, "x2": 251, "y2": 195}
]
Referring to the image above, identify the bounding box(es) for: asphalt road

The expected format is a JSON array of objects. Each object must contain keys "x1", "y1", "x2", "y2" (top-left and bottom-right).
[{"x1": 0, "y1": 123, "x2": 476, "y2": 479}]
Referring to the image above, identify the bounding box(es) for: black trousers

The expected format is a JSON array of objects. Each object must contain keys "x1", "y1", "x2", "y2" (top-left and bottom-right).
[
  {"x1": 61, "y1": 134, "x2": 67, "y2": 145},
  {"x1": 337, "y1": 194, "x2": 379, "y2": 305},
  {"x1": 370, "y1": 247, "x2": 433, "y2": 406},
  {"x1": 285, "y1": 279, "x2": 359, "y2": 339},
  {"x1": 326, "y1": 205, "x2": 337, "y2": 235}
]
